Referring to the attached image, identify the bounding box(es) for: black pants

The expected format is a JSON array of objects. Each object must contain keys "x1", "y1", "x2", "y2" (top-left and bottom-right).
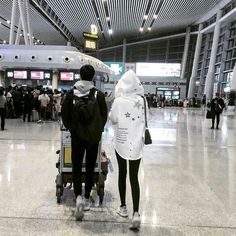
[
  {"x1": 0, "y1": 108, "x2": 6, "y2": 130},
  {"x1": 115, "y1": 151, "x2": 141, "y2": 213},
  {"x1": 71, "y1": 133, "x2": 99, "y2": 199},
  {"x1": 23, "y1": 108, "x2": 32, "y2": 122},
  {"x1": 212, "y1": 112, "x2": 220, "y2": 128}
]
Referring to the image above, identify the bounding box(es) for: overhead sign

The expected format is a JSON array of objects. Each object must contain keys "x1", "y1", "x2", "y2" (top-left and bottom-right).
[
  {"x1": 125, "y1": 63, "x2": 136, "y2": 72},
  {"x1": 83, "y1": 32, "x2": 99, "y2": 39},
  {"x1": 84, "y1": 39, "x2": 97, "y2": 50},
  {"x1": 105, "y1": 62, "x2": 125, "y2": 76},
  {"x1": 136, "y1": 63, "x2": 181, "y2": 77},
  {"x1": 91, "y1": 24, "x2": 98, "y2": 35}
]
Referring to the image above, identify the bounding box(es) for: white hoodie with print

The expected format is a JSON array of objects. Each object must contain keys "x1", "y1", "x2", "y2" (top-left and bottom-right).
[{"x1": 109, "y1": 70, "x2": 147, "y2": 160}]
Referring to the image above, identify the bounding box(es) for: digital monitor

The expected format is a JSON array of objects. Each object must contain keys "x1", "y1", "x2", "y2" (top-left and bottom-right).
[
  {"x1": 44, "y1": 72, "x2": 51, "y2": 79},
  {"x1": 7, "y1": 71, "x2": 14, "y2": 77},
  {"x1": 31, "y1": 71, "x2": 44, "y2": 80},
  {"x1": 60, "y1": 72, "x2": 74, "y2": 81},
  {"x1": 14, "y1": 70, "x2": 27, "y2": 79}
]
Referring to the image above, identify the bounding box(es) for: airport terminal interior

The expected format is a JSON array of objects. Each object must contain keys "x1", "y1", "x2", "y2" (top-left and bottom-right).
[{"x1": 1, "y1": 0, "x2": 236, "y2": 235}]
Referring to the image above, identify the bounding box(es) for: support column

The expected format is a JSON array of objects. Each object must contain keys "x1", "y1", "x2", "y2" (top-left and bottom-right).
[
  {"x1": 204, "y1": 10, "x2": 222, "y2": 100},
  {"x1": 188, "y1": 24, "x2": 203, "y2": 98},
  {"x1": 52, "y1": 72, "x2": 58, "y2": 91},
  {"x1": 180, "y1": 27, "x2": 191, "y2": 80},
  {"x1": 165, "y1": 39, "x2": 170, "y2": 62},
  {"x1": 122, "y1": 38, "x2": 127, "y2": 63},
  {"x1": 18, "y1": 0, "x2": 29, "y2": 45},
  {"x1": 146, "y1": 43, "x2": 150, "y2": 62},
  {"x1": 9, "y1": 0, "x2": 17, "y2": 45},
  {"x1": 0, "y1": 71, "x2": 5, "y2": 87},
  {"x1": 15, "y1": 18, "x2": 22, "y2": 45},
  {"x1": 25, "y1": 0, "x2": 33, "y2": 45},
  {"x1": 231, "y1": 64, "x2": 236, "y2": 90}
]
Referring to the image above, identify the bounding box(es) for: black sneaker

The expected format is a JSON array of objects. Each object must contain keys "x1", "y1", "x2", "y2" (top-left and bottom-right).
[{"x1": 210, "y1": 127, "x2": 214, "y2": 129}]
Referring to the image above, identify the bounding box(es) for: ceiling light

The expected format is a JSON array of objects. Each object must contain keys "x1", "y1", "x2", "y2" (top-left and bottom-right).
[
  {"x1": 101, "y1": 31, "x2": 104, "y2": 33},
  {"x1": 20, "y1": 33, "x2": 23, "y2": 37},
  {"x1": 3, "y1": 40, "x2": 6, "y2": 44},
  {"x1": 6, "y1": 20, "x2": 10, "y2": 24},
  {"x1": 106, "y1": 17, "x2": 110, "y2": 21},
  {"x1": 37, "y1": 39, "x2": 40, "y2": 42},
  {"x1": 144, "y1": 15, "x2": 148, "y2": 20},
  {"x1": 27, "y1": 33, "x2": 30, "y2": 36},
  {"x1": 148, "y1": 27, "x2": 151, "y2": 31},
  {"x1": 139, "y1": 27, "x2": 143, "y2": 32},
  {"x1": 0, "y1": 21, "x2": 2, "y2": 24},
  {"x1": 108, "y1": 29, "x2": 112, "y2": 34},
  {"x1": 97, "y1": 17, "x2": 100, "y2": 20},
  {"x1": 34, "y1": 42, "x2": 37, "y2": 45},
  {"x1": 153, "y1": 15, "x2": 157, "y2": 19},
  {"x1": 32, "y1": 36, "x2": 35, "y2": 39}
]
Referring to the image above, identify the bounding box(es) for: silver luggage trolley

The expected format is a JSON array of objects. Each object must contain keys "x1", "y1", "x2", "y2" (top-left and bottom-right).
[{"x1": 55, "y1": 125, "x2": 108, "y2": 204}]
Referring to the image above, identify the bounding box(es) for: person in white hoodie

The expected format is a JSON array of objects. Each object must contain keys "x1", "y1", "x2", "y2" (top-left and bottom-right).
[{"x1": 109, "y1": 70, "x2": 147, "y2": 230}]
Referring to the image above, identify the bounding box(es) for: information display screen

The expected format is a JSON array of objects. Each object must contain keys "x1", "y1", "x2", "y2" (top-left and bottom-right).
[
  {"x1": 14, "y1": 70, "x2": 27, "y2": 79},
  {"x1": 30, "y1": 71, "x2": 44, "y2": 80},
  {"x1": 60, "y1": 72, "x2": 74, "y2": 81},
  {"x1": 136, "y1": 63, "x2": 181, "y2": 77}
]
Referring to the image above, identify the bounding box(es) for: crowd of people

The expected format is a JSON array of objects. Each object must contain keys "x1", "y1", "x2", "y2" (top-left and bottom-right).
[{"x1": 0, "y1": 85, "x2": 66, "y2": 130}]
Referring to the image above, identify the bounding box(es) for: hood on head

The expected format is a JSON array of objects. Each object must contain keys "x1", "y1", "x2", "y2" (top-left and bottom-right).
[
  {"x1": 115, "y1": 70, "x2": 144, "y2": 98},
  {"x1": 73, "y1": 80, "x2": 95, "y2": 95}
]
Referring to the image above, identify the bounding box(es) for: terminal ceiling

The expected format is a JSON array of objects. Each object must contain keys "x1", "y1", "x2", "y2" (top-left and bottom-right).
[{"x1": 0, "y1": 0, "x2": 225, "y2": 49}]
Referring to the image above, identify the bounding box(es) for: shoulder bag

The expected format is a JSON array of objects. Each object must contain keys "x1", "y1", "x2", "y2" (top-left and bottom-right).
[{"x1": 141, "y1": 96, "x2": 152, "y2": 145}]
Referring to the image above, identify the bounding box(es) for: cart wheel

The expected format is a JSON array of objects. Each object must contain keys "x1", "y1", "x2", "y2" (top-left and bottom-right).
[
  {"x1": 99, "y1": 187, "x2": 104, "y2": 205},
  {"x1": 56, "y1": 187, "x2": 61, "y2": 203}
]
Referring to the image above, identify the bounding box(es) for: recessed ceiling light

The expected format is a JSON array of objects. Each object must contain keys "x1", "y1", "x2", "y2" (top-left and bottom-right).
[
  {"x1": 144, "y1": 15, "x2": 148, "y2": 20},
  {"x1": 32, "y1": 36, "x2": 35, "y2": 39},
  {"x1": 108, "y1": 29, "x2": 112, "y2": 34},
  {"x1": 139, "y1": 27, "x2": 143, "y2": 32},
  {"x1": 148, "y1": 27, "x2": 151, "y2": 31},
  {"x1": 153, "y1": 15, "x2": 157, "y2": 19},
  {"x1": 37, "y1": 39, "x2": 40, "y2": 42},
  {"x1": 106, "y1": 17, "x2": 110, "y2": 21},
  {"x1": 20, "y1": 33, "x2": 23, "y2": 37},
  {"x1": 3, "y1": 40, "x2": 6, "y2": 43},
  {"x1": 0, "y1": 21, "x2": 2, "y2": 24},
  {"x1": 27, "y1": 33, "x2": 30, "y2": 36},
  {"x1": 6, "y1": 20, "x2": 10, "y2": 24}
]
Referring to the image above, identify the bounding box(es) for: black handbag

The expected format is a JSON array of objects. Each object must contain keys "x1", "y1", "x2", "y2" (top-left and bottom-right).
[
  {"x1": 142, "y1": 96, "x2": 152, "y2": 145},
  {"x1": 206, "y1": 110, "x2": 213, "y2": 119}
]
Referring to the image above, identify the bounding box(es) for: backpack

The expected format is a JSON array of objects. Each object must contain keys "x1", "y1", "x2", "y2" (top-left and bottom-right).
[{"x1": 72, "y1": 88, "x2": 103, "y2": 144}]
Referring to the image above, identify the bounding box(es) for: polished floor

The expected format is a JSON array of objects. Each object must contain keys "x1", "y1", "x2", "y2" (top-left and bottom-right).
[{"x1": 0, "y1": 108, "x2": 236, "y2": 236}]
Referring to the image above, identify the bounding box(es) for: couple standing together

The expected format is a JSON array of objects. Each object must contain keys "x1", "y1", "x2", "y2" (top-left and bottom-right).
[{"x1": 61, "y1": 65, "x2": 148, "y2": 230}]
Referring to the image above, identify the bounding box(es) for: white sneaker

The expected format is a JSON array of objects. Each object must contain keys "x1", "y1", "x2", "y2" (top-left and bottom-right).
[
  {"x1": 84, "y1": 198, "x2": 90, "y2": 211},
  {"x1": 129, "y1": 212, "x2": 141, "y2": 230},
  {"x1": 74, "y1": 195, "x2": 84, "y2": 221},
  {"x1": 117, "y1": 206, "x2": 128, "y2": 217}
]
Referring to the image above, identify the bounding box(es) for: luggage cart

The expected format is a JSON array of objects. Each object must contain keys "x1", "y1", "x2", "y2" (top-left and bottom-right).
[{"x1": 55, "y1": 126, "x2": 108, "y2": 204}]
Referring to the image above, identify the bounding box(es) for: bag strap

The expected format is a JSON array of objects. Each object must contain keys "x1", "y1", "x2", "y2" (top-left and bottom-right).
[{"x1": 141, "y1": 96, "x2": 148, "y2": 128}]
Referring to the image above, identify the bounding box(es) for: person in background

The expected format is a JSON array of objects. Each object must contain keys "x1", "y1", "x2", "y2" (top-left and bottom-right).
[
  {"x1": 210, "y1": 92, "x2": 225, "y2": 129},
  {"x1": 109, "y1": 70, "x2": 147, "y2": 230},
  {"x1": 38, "y1": 90, "x2": 50, "y2": 122},
  {"x1": 23, "y1": 88, "x2": 33, "y2": 122},
  {"x1": 0, "y1": 87, "x2": 7, "y2": 130}
]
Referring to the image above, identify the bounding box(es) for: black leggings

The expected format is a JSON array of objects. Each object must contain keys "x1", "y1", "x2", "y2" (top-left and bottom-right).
[
  {"x1": 115, "y1": 151, "x2": 141, "y2": 213},
  {"x1": 71, "y1": 133, "x2": 98, "y2": 199}
]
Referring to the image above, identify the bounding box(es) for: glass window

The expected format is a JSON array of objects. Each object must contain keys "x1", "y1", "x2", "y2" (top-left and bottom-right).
[
  {"x1": 224, "y1": 61, "x2": 231, "y2": 71},
  {"x1": 226, "y1": 51, "x2": 232, "y2": 60}
]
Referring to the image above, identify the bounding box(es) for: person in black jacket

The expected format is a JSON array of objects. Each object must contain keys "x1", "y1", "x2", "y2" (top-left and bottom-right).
[
  {"x1": 23, "y1": 88, "x2": 34, "y2": 122},
  {"x1": 61, "y1": 65, "x2": 107, "y2": 221},
  {"x1": 210, "y1": 93, "x2": 225, "y2": 129}
]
